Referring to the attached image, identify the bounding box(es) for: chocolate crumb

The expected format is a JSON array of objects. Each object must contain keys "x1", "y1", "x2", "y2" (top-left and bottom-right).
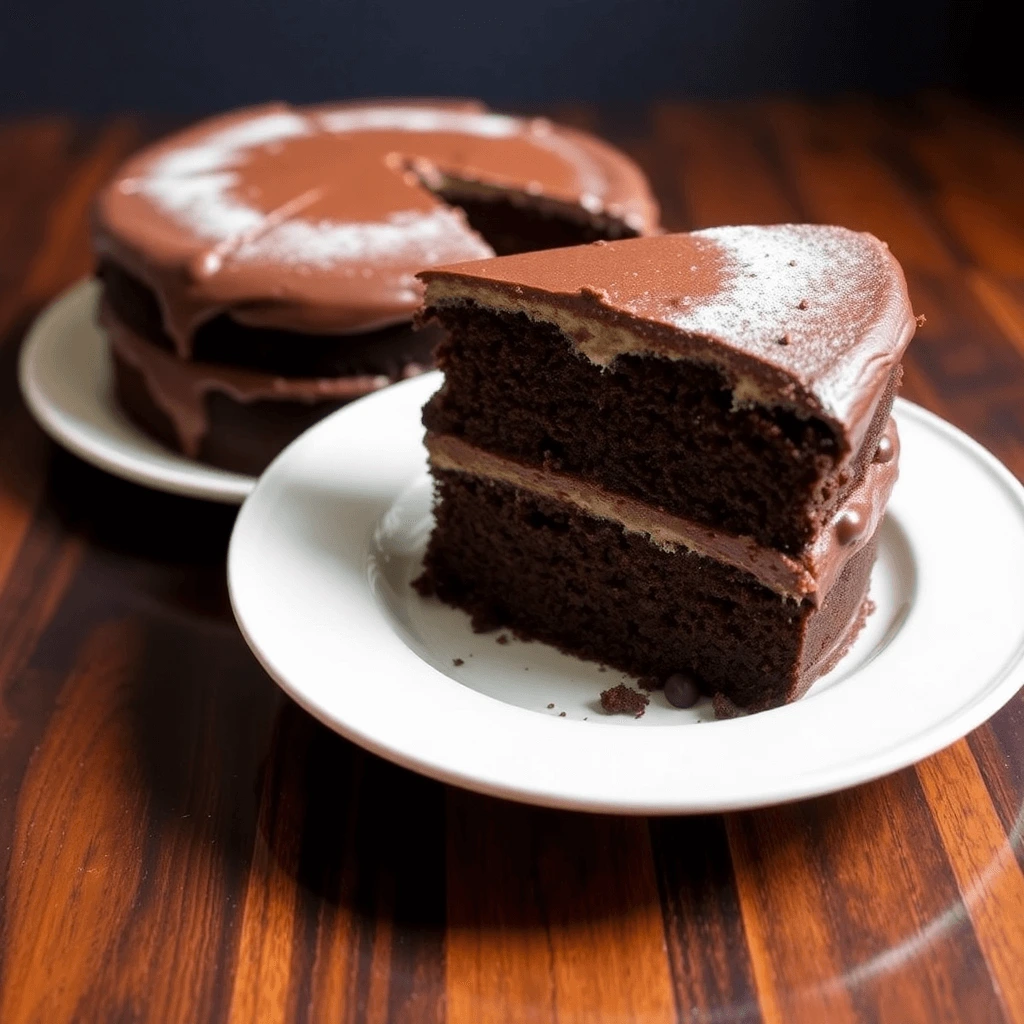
[
  {"x1": 559, "y1": 711, "x2": 566, "y2": 717},
  {"x1": 797, "y1": 299, "x2": 808, "y2": 310},
  {"x1": 496, "y1": 634, "x2": 510, "y2": 645},
  {"x1": 637, "y1": 676, "x2": 661, "y2": 691},
  {"x1": 712, "y1": 693, "x2": 750, "y2": 719},
  {"x1": 777, "y1": 333, "x2": 791, "y2": 346},
  {"x1": 600, "y1": 684, "x2": 649, "y2": 718},
  {"x1": 547, "y1": 703, "x2": 555, "y2": 709},
  {"x1": 452, "y1": 658, "x2": 464, "y2": 667},
  {"x1": 788, "y1": 259, "x2": 797, "y2": 266},
  {"x1": 598, "y1": 665, "x2": 607, "y2": 673}
]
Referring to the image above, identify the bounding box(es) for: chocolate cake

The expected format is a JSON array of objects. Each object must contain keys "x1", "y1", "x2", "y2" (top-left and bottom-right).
[
  {"x1": 93, "y1": 100, "x2": 659, "y2": 473},
  {"x1": 414, "y1": 225, "x2": 917, "y2": 712}
]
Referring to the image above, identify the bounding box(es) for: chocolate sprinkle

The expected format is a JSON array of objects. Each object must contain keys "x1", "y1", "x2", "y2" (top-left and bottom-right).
[{"x1": 664, "y1": 672, "x2": 701, "y2": 708}]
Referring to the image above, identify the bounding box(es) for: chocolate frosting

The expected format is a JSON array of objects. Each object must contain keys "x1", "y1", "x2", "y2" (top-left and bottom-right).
[
  {"x1": 419, "y1": 225, "x2": 917, "y2": 454},
  {"x1": 94, "y1": 100, "x2": 659, "y2": 356},
  {"x1": 425, "y1": 418, "x2": 899, "y2": 605}
]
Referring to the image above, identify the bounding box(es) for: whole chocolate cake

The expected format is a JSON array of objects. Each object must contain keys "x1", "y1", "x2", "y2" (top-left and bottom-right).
[
  {"x1": 414, "y1": 225, "x2": 917, "y2": 713},
  {"x1": 93, "y1": 100, "x2": 659, "y2": 473}
]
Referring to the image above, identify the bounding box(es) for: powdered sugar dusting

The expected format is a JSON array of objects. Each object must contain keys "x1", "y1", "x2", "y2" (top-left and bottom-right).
[
  {"x1": 666, "y1": 225, "x2": 885, "y2": 357},
  {"x1": 131, "y1": 105, "x2": 598, "y2": 267},
  {"x1": 234, "y1": 207, "x2": 492, "y2": 270},
  {"x1": 316, "y1": 107, "x2": 521, "y2": 139},
  {"x1": 667, "y1": 225, "x2": 911, "y2": 417},
  {"x1": 138, "y1": 111, "x2": 313, "y2": 243}
]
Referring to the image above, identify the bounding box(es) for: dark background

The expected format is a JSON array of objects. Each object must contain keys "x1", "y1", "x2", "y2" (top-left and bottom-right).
[{"x1": 0, "y1": 0, "x2": 1015, "y2": 117}]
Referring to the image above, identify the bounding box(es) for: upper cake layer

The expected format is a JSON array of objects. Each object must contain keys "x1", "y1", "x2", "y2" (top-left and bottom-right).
[
  {"x1": 95, "y1": 100, "x2": 659, "y2": 355},
  {"x1": 419, "y1": 225, "x2": 917, "y2": 452}
]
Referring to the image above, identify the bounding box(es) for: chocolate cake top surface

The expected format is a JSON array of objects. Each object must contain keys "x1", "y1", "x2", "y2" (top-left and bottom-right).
[
  {"x1": 95, "y1": 99, "x2": 659, "y2": 352},
  {"x1": 419, "y1": 225, "x2": 917, "y2": 441}
]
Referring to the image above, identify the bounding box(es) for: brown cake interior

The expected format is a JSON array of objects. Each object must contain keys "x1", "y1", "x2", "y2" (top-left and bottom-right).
[
  {"x1": 415, "y1": 469, "x2": 876, "y2": 710},
  {"x1": 423, "y1": 302, "x2": 898, "y2": 554},
  {"x1": 435, "y1": 191, "x2": 639, "y2": 256}
]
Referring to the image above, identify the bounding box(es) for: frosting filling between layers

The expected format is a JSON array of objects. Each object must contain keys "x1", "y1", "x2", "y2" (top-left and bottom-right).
[
  {"x1": 425, "y1": 422, "x2": 899, "y2": 604},
  {"x1": 102, "y1": 299, "x2": 417, "y2": 457}
]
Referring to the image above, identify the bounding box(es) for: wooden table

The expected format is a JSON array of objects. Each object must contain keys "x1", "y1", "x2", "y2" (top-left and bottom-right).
[{"x1": 1, "y1": 96, "x2": 1024, "y2": 1024}]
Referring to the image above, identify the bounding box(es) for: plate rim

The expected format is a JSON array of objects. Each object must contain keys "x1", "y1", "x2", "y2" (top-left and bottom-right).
[
  {"x1": 228, "y1": 373, "x2": 1024, "y2": 815},
  {"x1": 18, "y1": 279, "x2": 255, "y2": 504}
]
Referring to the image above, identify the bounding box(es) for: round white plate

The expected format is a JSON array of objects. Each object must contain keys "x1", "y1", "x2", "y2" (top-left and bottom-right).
[
  {"x1": 18, "y1": 279, "x2": 254, "y2": 503},
  {"x1": 228, "y1": 371, "x2": 1024, "y2": 813}
]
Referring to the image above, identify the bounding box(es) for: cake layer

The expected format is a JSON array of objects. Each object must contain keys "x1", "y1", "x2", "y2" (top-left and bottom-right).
[
  {"x1": 419, "y1": 226, "x2": 917, "y2": 452},
  {"x1": 94, "y1": 100, "x2": 659, "y2": 354},
  {"x1": 425, "y1": 419, "x2": 898, "y2": 604},
  {"x1": 415, "y1": 470, "x2": 877, "y2": 710},
  {"x1": 101, "y1": 299, "x2": 416, "y2": 469},
  {"x1": 422, "y1": 301, "x2": 900, "y2": 554},
  {"x1": 113, "y1": 358, "x2": 341, "y2": 475},
  {"x1": 99, "y1": 260, "x2": 442, "y2": 380}
]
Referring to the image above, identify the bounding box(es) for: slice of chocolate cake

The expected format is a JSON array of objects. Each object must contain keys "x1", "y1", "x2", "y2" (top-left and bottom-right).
[{"x1": 414, "y1": 225, "x2": 917, "y2": 712}]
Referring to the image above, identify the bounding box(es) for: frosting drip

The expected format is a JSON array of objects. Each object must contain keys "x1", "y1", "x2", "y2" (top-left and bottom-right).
[{"x1": 94, "y1": 100, "x2": 659, "y2": 355}]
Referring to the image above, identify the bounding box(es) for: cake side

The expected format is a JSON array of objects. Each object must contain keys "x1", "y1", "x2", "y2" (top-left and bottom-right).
[
  {"x1": 414, "y1": 469, "x2": 880, "y2": 710},
  {"x1": 101, "y1": 298, "x2": 414, "y2": 472}
]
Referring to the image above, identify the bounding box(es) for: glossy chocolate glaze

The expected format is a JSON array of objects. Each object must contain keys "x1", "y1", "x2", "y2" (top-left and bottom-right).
[
  {"x1": 419, "y1": 225, "x2": 917, "y2": 455},
  {"x1": 94, "y1": 100, "x2": 659, "y2": 355}
]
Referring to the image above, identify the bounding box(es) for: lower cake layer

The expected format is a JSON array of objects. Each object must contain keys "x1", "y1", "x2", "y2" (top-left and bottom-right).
[
  {"x1": 415, "y1": 469, "x2": 877, "y2": 711},
  {"x1": 103, "y1": 300, "x2": 425, "y2": 475},
  {"x1": 113, "y1": 357, "x2": 347, "y2": 476}
]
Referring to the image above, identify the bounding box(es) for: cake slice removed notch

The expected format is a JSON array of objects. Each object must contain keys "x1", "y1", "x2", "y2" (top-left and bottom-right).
[{"x1": 414, "y1": 225, "x2": 917, "y2": 713}]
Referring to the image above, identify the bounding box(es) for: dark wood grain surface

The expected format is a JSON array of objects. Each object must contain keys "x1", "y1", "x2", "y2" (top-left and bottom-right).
[{"x1": 1, "y1": 97, "x2": 1024, "y2": 1024}]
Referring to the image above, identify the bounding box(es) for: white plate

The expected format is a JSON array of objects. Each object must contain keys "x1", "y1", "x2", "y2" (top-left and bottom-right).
[
  {"x1": 18, "y1": 280, "x2": 254, "y2": 503},
  {"x1": 228, "y1": 372, "x2": 1024, "y2": 813}
]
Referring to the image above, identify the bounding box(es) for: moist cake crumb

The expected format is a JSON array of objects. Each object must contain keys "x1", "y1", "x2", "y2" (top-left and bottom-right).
[
  {"x1": 600, "y1": 684, "x2": 650, "y2": 718},
  {"x1": 712, "y1": 693, "x2": 751, "y2": 719},
  {"x1": 452, "y1": 658, "x2": 464, "y2": 666}
]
